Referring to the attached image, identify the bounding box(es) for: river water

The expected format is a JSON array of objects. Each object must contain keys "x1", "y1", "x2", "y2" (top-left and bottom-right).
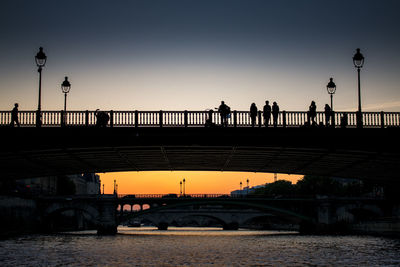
[{"x1": 0, "y1": 227, "x2": 399, "y2": 266}]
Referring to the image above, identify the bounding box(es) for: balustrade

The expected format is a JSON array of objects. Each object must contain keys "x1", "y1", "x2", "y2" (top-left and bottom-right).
[{"x1": 0, "y1": 110, "x2": 398, "y2": 128}]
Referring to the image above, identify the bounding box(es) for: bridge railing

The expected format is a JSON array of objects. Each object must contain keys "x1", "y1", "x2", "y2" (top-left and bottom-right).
[{"x1": 1, "y1": 110, "x2": 399, "y2": 128}]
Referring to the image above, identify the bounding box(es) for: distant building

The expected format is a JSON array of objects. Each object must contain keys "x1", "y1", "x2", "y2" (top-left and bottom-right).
[
  {"x1": 231, "y1": 184, "x2": 265, "y2": 196},
  {"x1": 67, "y1": 173, "x2": 101, "y2": 195},
  {"x1": 16, "y1": 176, "x2": 58, "y2": 195},
  {"x1": 17, "y1": 173, "x2": 100, "y2": 195}
]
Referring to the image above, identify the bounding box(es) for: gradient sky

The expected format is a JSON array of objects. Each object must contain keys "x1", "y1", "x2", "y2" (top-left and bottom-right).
[
  {"x1": 1, "y1": 1, "x2": 399, "y2": 193},
  {"x1": 1, "y1": 0, "x2": 400, "y2": 112}
]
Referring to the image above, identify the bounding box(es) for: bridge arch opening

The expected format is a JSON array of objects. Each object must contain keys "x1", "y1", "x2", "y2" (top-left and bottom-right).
[{"x1": 44, "y1": 207, "x2": 98, "y2": 232}]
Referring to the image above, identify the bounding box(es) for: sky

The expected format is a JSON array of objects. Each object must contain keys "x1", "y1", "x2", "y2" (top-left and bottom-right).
[{"x1": 1, "y1": 0, "x2": 399, "y2": 193}]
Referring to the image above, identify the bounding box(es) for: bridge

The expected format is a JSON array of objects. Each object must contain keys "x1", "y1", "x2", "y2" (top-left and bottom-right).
[
  {"x1": 37, "y1": 194, "x2": 392, "y2": 234},
  {"x1": 1, "y1": 110, "x2": 400, "y2": 182}
]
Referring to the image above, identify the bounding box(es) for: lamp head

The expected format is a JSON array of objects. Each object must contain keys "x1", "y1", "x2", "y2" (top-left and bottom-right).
[
  {"x1": 353, "y1": 48, "x2": 364, "y2": 68},
  {"x1": 327, "y1": 77, "x2": 336, "y2": 95},
  {"x1": 35, "y1": 47, "x2": 47, "y2": 67}
]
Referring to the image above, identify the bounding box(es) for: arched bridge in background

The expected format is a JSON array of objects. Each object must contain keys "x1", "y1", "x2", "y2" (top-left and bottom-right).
[
  {"x1": 38, "y1": 194, "x2": 390, "y2": 234},
  {"x1": 117, "y1": 194, "x2": 316, "y2": 230},
  {"x1": 1, "y1": 110, "x2": 399, "y2": 183}
]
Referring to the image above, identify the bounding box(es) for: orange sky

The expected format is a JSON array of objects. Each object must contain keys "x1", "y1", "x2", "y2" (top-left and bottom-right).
[{"x1": 99, "y1": 171, "x2": 303, "y2": 195}]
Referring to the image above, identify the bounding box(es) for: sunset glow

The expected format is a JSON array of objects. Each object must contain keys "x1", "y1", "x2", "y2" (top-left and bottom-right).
[{"x1": 99, "y1": 171, "x2": 303, "y2": 195}]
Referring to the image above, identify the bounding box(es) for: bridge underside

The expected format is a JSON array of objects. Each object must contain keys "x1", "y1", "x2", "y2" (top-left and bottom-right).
[{"x1": 1, "y1": 127, "x2": 399, "y2": 183}]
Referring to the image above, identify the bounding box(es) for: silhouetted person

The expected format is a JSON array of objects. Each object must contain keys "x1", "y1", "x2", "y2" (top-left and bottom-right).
[
  {"x1": 307, "y1": 101, "x2": 317, "y2": 126},
  {"x1": 218, "y1": 101, "x2": 230, "y2": 127},
  {"x1": 95, "y1": 109, "x2": 109, "y2": 127},
  {"x1": 250, "y1": 103, "x2": 258, "y2": 127},
  {"x1": 340, "y1": 112, "x2": 348, "y2": 128},
  {"x1": 263, "y1": 100, "x2": 271, "y2": 127},
  {"x1": 324, "y1": 104, "x2": 331, "y2": 126},
  {"x1": 272, "y1": 102, "x2": 279, "y2": 127},
  {"x1": 10, "y1": 103, "x2": 20, "y2": 127}
]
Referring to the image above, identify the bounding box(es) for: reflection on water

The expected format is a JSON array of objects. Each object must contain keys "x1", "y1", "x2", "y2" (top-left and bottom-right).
[{"x1": 0, "y1": 227, "x2": 399, "y2": 266}]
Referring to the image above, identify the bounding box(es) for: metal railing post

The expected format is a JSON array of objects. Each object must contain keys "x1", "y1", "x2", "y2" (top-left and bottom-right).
[
  {"x1": 381, "y1": 111, "x2": 385, "y2": 129},
  {"x1": 283, "y1": 111, "x2": 287, "y2": 128},
  {"x1": 233, "y1": 110, "x2": 237, "y2": 128},
  {"x1": 159, "y1": 110, "x2": 163, "y2": 127},
  {"x1": 184, "y1": 110, "x2": 188, "y2": 127},
  {"x1": 60, "y1": 110, "x2": 64, "y2": 127},
  {"x1": 110, "y1": 110, "x2": 114, "y2": 127},
  {"x1": 85, "y1": 110, "x2": 89, "y2": 127},
  {"x1": 135, "y1": 110, "x2": 139, "y2": 127}
]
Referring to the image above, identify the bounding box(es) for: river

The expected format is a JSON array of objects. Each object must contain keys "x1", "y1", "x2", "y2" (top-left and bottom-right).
[{"x1": 0, "y1": 227, "x2": 399, "y2": 266}]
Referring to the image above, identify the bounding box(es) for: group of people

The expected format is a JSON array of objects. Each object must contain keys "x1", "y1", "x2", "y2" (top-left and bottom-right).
[
  {"x1": 217, "y1": 100, "x2": 280, "y2": 127},
  {"x1": 216, "y1": 100, "x2": 348, "y2": 128}
]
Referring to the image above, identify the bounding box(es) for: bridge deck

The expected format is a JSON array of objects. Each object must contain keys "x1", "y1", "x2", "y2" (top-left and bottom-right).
[{"x1": 1, "y1": 127, "x2": 399, "y2": 183}]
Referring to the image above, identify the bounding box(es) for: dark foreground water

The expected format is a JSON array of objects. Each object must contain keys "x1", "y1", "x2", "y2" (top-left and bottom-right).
[{"x1": 0, "y1": 227, "x2": 399, "y2": 266}]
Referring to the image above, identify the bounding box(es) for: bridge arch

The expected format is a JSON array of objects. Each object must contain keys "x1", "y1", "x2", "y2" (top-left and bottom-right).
[
  {"x1": 44, "y1": 202, "x2": 100, "y2": 231},
  {"x1": 120, "y1": 199, "x2": 315, "y2": 228}
]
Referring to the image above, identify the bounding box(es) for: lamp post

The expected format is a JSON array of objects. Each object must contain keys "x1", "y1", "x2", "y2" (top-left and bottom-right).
[
  {"x1": 353, "y1": 48, "x2": 365, "y2": 128},
  {"x1": 183, "y1": 178, "x2": 186, "y2": 195},
  {"x1": 327, "y1": 77, "x2": 336, "y2": 126},
  {"x1": 326, "y1": 78, "x2": 336, "y2": 110},
  {"x1": 240, "y1": 181, "x2": 242, "y2": 191},
  {"x1": 61, "y1": 77, "x2": 71, "y2": 126},
  {"x1": 246, "y1": 178, "x2": 249, "y2": 195},
  {"x1": 180, "y1": 181, "x2": 182, "y2": 196},
  {"x1": 35, "y1": 47, "x2": 47, "y2": 127},
  {"x1": 61, "y1": 77, "x2": 71, "y2": 112}
]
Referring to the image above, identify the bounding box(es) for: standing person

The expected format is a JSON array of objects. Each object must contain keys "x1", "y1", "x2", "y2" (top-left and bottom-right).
[
  {"x1": 263, "y1": 100, "x2": 271, "y2": 127},
  {"x1": 272, "y1": 102, "x2": 279, "y2": 127},
  {"x1": 10, "y1": 103, "x2": 20, "y2": 127},
  {"x1": 324, "y1": 104, "x2": 331, "y2": 127},
  {"x1": 250, "y1": 103, "x2": 258, "y2": 127},
  {"x1": 218, "y1": 101, "x2": 229, "y2": 127},
  {"x1": 341, "y1": 112, "x2": 348, "y2": 128},
  {"x1": 308, "y1": 101, "x2": 317, "y2": 125}
]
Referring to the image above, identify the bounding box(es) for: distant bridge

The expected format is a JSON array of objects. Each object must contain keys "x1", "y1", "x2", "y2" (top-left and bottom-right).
[{"x1": 38, "y1": 194, "x2": 390, "y2": 234}]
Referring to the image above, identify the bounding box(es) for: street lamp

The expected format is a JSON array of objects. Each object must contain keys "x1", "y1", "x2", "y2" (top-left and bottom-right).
[
  {"x1": 183, "y1": 178, "x2": 186, "y2": 195},
  {"x1": 61, "y1": 77, "x2": 71, "y2": 126},
  {"x1": 61, "y1": 76, "x2": 71, "y2": 112},
  {"x1": 246, "y1": 178, "x2": 249, "y2": 194},
  {"x1": 326, "y1": 78, "x2": 336, "y2": 110},
  {"x1": 240, "y1": 181, "x2": 242, "y2": 191},
  {"x1": 35, "y1": 47, "x2": 47, "y2": 127},
  {"x1": 353, "y1": 48, "x2": 365, "y2": 128},
  {"x1": 180, "y1": 181, "x2": 182, "y2": 196}
]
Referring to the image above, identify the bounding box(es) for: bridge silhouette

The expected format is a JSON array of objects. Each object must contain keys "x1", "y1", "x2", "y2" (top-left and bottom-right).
[
  {"x1": 1, "y1": 117, "x2": 400, "y2": 183},
  {"x1": 39, "y1": 194, "x2": 388, "y2": 234},
  {"x1": 117, "y1": 194, "x2": 316, "y2": 230}
]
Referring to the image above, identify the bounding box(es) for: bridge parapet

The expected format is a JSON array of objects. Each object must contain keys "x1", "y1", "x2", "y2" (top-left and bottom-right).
[{"x1": 1, "y1": 110, "x2": 399, "y2": 128}]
